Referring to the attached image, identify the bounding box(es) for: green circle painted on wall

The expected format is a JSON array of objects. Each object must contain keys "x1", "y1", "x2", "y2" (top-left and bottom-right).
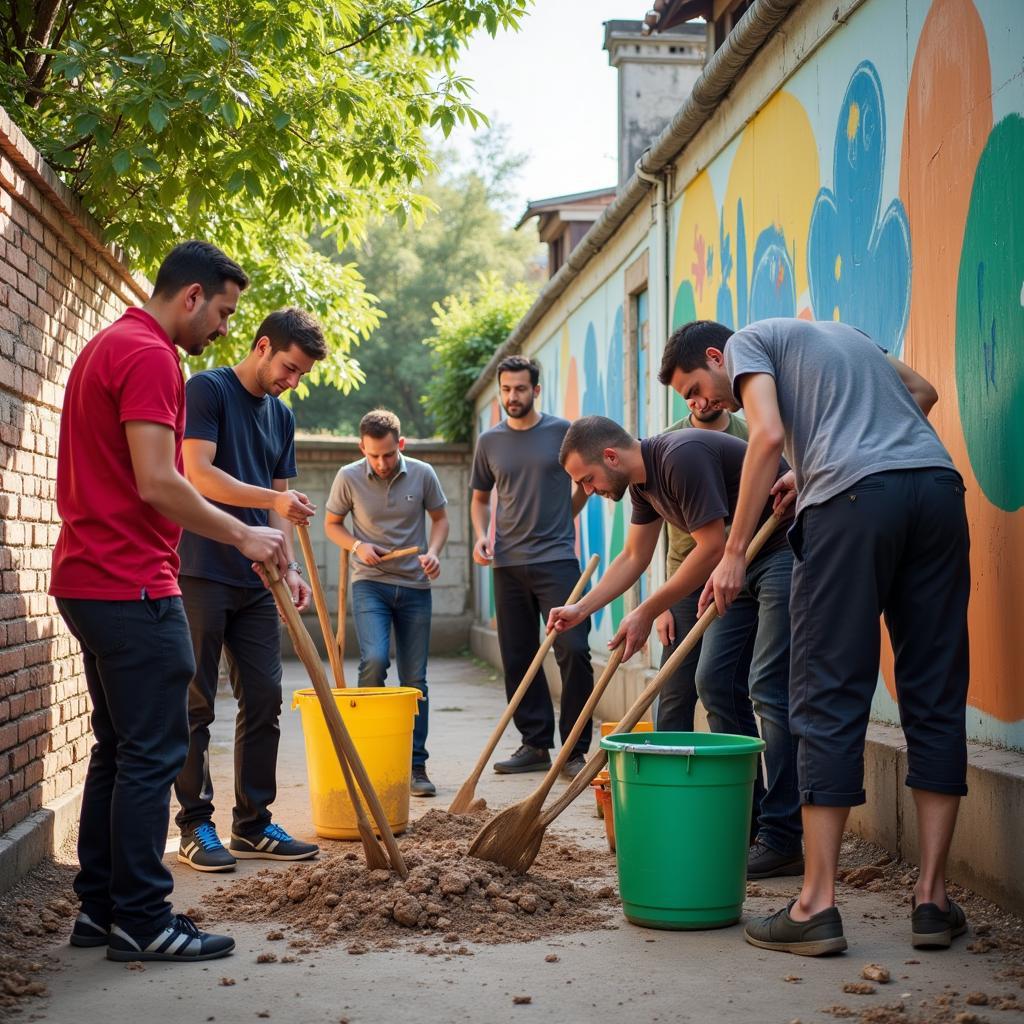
[{"x1": 956, "y1": 114, "x2": 1024, "y2": 512}]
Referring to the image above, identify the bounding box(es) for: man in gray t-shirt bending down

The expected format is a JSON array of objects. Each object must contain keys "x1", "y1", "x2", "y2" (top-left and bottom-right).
[
  {"x1": 663, "y1": 317, "x2": 970, "y2": 958},
  {"x1": 471, "y1": 355, "x2": 592, "y2": 777}
]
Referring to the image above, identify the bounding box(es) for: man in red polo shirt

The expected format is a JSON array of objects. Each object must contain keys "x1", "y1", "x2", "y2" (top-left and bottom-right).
[{"x1": 51, "y1": 240, "x2": 287, "y2": 963}]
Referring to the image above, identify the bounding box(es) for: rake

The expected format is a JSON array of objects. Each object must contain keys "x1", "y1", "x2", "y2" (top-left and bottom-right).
[
  {"x1": 448, "y1": 553, "x2": 600, "y2": 814},
  {"x1": 469, "y1": 513, "x2": 781, "y2": 873}
]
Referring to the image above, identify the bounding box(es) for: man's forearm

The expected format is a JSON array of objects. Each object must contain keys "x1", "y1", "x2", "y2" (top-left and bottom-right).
[
  {"x1": 187, "y1": 462, "x2": 277, "y2": 511},
  {"x1": 325, "y1": 518, "x2": 360, "y2": 552},
  {"x1": 575, "y1": 551, "x2": 646, "y2": 618},
  {"x1": 470, "y1": 499, "x2": 491, "y2": 542},
  {"x1": 144, "y1": 472, "x2": 248, "y2": 547},
  {"x1": 268, "y1": 510, "x2": 296, "y2": 562},
  {"x1": 428, "y1": 516, "x2": 449, "y2": 557},
  {"x1": 725, "y1": 434, "x2": 783, "y2": 556}
]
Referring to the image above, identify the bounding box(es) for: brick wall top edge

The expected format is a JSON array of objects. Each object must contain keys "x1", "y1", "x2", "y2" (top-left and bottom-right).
[
  {"x1": 295, "y1": 436, "x2": 471, "y2": 456},
  {"x1": 0, "y1": 105, "x2": 150, "y2": 305}
]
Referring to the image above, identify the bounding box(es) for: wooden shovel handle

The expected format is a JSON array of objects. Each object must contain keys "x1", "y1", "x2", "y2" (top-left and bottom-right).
[
  {"x1": 335, "y1": 547, "x2": 349, "y2": 672},
  {"x1": 380, "y1": 545, "x2": 420, "y2": 562},
  {"x1": 296, "y1": 524, "x2": 345, "y2": 690},
  {"x1": 263, "y1": 558, "x2": 408, "y2": 877},
  {"x1": 460, "y1": 554, "x2": 599, "y2": 787},
  {"x1": 539, "y1": 514, "x2": 782, "y2": 826}
]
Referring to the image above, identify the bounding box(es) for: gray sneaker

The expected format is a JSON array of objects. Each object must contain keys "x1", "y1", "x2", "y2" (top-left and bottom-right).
[
  {"x1": 747, "y1": 840, "x2": 805, "y2": 879},
  {"x1": 744, "y1": 899, "x2": 848, "y2": 956},
  {"x1": 911, "y1": 898, "x2": 967, "y2": 949},
  {"x1": 230, "y1": 823, "x2": 319, "y2": 861},
  {"x1": 493, "y1": 744, "x2": 551, "y2": 774},
  {"x1": 411, "y1": 766, "x2": 437, "y2": 797}
]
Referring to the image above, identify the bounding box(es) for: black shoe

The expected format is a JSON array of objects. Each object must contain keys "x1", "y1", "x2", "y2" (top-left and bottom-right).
[
  {"x1": 493, "y1": 744, "x2": 551, "y2": 774},
  {"x1": 561, "y1": 754, "x2": 587, "y2": 779},
  {"x1": 69, "y1": 910, "x2": 109, "y2": 948},
  {"x1": 747, "y1": 840, "x2": 805, "y2": 879},
  {"x1": 911, "y1": 898, "x2": 968, "y2": 949},
  {"x1": 107, "y1": 914, "x2": 235, "y2": 963},
  {"x1": 178, "y1": 821, "x2": 237, "y2": 873},
  {"x1": 230, "y1": 823, "x2": 319, "y2": 861},
  {"x1": 744, "y1": 899, "x2": 848, "y2": 957},
  {"x1": 411, "y1": 766, "x2": 437, "y2": 797}
]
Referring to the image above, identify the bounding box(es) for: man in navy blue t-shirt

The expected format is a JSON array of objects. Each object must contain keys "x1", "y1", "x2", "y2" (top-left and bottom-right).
[{"x1": 174, "y1": 308, "x2": 326, "y2": 871}]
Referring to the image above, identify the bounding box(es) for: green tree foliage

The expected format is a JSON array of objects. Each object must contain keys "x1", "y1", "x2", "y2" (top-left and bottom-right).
[
  {"x1": 422, "y1": 273, "x2": 534, "y2": 443},
  {"x1": 0, "y1": 0, "x2": 530, "y2": 391},
  {"x1": 293, "y1": 131, "x2": 541, "y2": 435}
]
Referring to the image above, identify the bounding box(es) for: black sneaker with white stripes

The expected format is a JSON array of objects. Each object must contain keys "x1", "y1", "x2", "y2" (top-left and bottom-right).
[
  {"x1": 178, "y1": 821, "x2": 237, "y2": 873},
  {"x1": 69, "y1": 910, "x2": 109, "y2": 947},
  {"x1": 229, "y1": 822, "x2": 319, "y2": 861},
  {"x1": 107, "y1": 913, "x2": 234, "y2": 962}
]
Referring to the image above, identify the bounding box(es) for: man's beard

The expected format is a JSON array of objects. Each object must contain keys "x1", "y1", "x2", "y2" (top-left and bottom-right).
[
  {"x1": 692, "y1": 407, "x2": 725, "y2": 424},
  {"x1": 599, "y1": 467, "x2": 630, "y2": 501},
  {"x1": 503, "y1": 395, "x2": 534, "y2": 419}
]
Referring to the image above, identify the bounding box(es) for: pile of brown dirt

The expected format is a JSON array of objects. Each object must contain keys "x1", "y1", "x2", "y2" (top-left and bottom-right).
[
  {"x1": 200, "y1": 809, "x2": 617, "y2": 953},
  {"x1": 0, "y1": 857, "x2": 77, "y2": 1017}
]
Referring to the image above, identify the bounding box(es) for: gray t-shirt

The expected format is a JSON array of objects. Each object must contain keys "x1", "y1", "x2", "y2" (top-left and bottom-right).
[
  {"x1": 326, "y1": 453, "x2": 447, "y2": 589},
  {"x1": 725, "y1": 318, "x2": 957, "y2": 514},
  {"x1": 470, "y1": 414, "x2": 577, "y2": 568}
]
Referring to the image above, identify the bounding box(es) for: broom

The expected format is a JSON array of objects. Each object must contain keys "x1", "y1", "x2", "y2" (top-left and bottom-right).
[{"x1": 469, "y1": 513, "x2": 781, "y2": 874}]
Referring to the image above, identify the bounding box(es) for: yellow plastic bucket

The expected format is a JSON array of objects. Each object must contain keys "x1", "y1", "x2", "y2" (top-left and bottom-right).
[{"x1": 292, "y1": 687, "x2": 421, "y2": 840}]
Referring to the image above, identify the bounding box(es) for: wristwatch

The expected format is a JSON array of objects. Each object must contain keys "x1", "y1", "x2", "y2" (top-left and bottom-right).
[{"x1": 286, "y1": 561, "x2": 302, "y2": 575}]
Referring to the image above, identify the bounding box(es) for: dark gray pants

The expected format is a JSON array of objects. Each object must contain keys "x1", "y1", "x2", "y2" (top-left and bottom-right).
[
  {"x1": 174, "y1": 576, "x2": 282, "y2": 836},
  {"x1": 789, "y1": 468, "x2": 971, "y2": 806},
  {"x1": 57, "y1": 596, "x2": 194, "y2": 937},
  {"x1": 493, "y1": 559, "x2": 594, "y2": 756}
]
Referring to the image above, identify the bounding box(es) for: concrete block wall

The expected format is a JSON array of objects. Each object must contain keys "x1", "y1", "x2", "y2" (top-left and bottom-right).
[
  {"x1": 0, "y1": 106, "x2": 149, "y2": 842},
  {"x1": 293, "y1": 437, "x2": 473, "y2": 657}
]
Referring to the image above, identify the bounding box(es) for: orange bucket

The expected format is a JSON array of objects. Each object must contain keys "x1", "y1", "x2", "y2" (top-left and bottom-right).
[
  {"x1": 599, "y1": 719, "x2": 654, "y2": 738},
  {"x1": 590, "y1": 781, "x2": 615, "y2": 852},
  {"x1": 594, "y1": 721, "x2": 652, "y2": 816}
]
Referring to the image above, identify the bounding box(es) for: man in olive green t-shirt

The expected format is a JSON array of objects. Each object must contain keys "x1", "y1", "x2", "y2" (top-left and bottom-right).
[{"x1": 654, "y1": 406, "x2": 751, "y2": 730}]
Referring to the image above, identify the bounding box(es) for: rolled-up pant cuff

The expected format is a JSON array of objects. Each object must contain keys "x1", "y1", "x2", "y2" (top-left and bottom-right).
[
  {"x1": 905, "y1": 775, "x2": 968, "y2": 797},
  {"x1": 800, "y1": 788, "x2": 866, "y2": 807}
]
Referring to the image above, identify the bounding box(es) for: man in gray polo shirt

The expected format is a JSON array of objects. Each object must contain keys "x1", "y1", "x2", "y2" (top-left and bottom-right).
[
  {"x1": 325, "y1": 409, "x2": 449, "y2": 797},
  {"x1": 471, "y1": 355, "x2": 592, "y2": 777}
]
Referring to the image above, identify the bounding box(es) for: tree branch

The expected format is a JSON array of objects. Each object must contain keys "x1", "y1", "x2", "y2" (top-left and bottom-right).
[{"x1": 328, "y1": 0, "x2": 448, "y2": 55}]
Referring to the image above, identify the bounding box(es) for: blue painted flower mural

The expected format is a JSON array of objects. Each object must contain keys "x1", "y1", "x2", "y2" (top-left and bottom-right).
[{"x1": 808, "y1": 60, "x2": 911, "y2": 353}]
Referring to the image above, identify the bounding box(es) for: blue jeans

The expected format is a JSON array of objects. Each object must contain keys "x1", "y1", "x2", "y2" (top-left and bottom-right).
[
  {"x1": 695, "y1": 547, "x2": 801, "y2": 856},
  {"x1": 351, "y1": 581, "x2": 431, "y2": 768}
]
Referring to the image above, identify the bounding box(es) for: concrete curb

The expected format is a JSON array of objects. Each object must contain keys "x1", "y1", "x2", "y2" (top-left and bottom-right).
[
  {"x1": 0, "y1": 783, "x2": 81, "y2": 895},
  {"x1": 472, "y1": 623, "x2": 1024, "y2": 914}
]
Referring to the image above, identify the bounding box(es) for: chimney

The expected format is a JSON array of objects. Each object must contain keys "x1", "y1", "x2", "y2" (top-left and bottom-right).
[{"x1": 603, "y1": 19, "x2": 706, "y2": 189}]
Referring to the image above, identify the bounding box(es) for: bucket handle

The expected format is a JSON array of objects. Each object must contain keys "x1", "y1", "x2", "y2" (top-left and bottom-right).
[{"x1": 617, "y1": 743, "x2": 697, "y2": 756}]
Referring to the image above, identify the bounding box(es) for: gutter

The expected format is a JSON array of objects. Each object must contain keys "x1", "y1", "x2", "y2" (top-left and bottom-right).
[{"x1": 465, "y1": 0, "x2": 804, "y2": 404}]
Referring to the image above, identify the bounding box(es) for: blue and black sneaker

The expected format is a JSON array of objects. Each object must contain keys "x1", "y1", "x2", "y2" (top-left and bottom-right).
[
  {"x1": 69, "y1": 910, "x2": 109, "y2": 948},
  {"x1": 107, "y1": 913, "x2": 234, "y2": 963},
  {"x1": 229, "y1": 822, "x2": 318, "y2": 862},
  {"x1": 177, "y1": 822, "x2": 237, "y2": 873}
]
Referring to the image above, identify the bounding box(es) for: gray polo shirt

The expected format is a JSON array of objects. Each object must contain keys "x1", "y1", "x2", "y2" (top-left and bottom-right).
[
  {"x1": 470, "y1": 414, "x2": 577, "y2": 568},
  {"x1": 725, "y1": 318, "x2": 957, "y2": 515},
  {"x1": 326, "y1": 453, "x2": 447, "y2": 588}
]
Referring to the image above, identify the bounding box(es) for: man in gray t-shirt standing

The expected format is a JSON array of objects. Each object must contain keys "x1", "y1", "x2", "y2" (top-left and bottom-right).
[
  {"x1": 662, "y1": 318, "x2": 970, "y2": 958},
  {"x1": 325, "y1": 409, "x2": 449, "y2": 797},
  {"x1": 471, "y1": 355, "x2": 592, "y2": 777}
]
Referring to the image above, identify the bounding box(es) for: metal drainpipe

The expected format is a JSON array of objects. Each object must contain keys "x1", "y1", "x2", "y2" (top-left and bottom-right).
[{"x1": 634, "y1": 155, "x2": 669, "y2": 439}]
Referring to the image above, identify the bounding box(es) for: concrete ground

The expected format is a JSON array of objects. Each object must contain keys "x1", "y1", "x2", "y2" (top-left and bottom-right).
[{"x1": 23, "y1": 656, "x2": 1024, "y2": 1023}]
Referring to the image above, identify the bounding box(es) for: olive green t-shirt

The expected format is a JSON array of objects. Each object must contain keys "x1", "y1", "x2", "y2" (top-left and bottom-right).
[{"x1": 664, "y1": 413, "x2": 749, "y2": 575}]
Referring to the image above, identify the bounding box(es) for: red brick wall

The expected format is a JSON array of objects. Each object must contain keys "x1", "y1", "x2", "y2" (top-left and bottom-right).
[{"x1": 0, "y1": 107, "x2": 149, "y2": 835}]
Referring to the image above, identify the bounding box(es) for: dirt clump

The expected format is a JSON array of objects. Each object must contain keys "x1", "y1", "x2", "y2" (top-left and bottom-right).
[{"x1": 201, "y1": 810, "x2": 616, "y2": 953}]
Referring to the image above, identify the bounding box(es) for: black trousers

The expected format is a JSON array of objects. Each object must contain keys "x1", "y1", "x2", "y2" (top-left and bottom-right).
[
  {"x1": 57, "y1": 596, "x2": 194, "y2": 937},
  {"x1": 174, "y1": 577, "x2": 282, "y2": 836},
  {"x1": 789, "y1": 467, "x2": 971, "y2": 806},
  {"x1": 493, "y1": 559, "x2": 593, "y2": 756}
]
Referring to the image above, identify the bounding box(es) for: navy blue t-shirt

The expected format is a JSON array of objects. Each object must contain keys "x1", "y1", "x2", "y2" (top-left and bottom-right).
[{"x1": 178, "y1": 366, "x2": 296, "y2": 587}]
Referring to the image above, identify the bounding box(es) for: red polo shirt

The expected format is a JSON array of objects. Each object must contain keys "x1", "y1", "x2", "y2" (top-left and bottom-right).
[{"x1": 51, "y1": 308, "x2": 186, "y2": 600}]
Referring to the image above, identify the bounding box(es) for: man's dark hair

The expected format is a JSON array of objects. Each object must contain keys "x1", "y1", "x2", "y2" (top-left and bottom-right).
[
  {"x1": 658, "y1": 320, "x2": 734, "y2": 384},
  {"x1": 253, "y1": 307, "x2": 327, "y2": 360},
  {"x1": 151, "y1": 240, "x2": 249, "y2": 300},
  {"x1": 496, "y1": 354, "x2": 540, "y2": 387},
  {"x1": 359, "y1": 409, "x2": 401, "y2": 441},
  {"x1": 559, "y1": 415, "x2": 634, "y2": 466}
]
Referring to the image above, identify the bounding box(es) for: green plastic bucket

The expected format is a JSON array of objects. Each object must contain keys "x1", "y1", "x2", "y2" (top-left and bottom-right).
[{"x1": 601, "y1": 731, "x2": 765, "y2": 930}]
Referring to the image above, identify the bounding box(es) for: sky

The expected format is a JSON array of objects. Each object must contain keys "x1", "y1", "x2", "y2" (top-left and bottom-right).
[{"x1": 445, "y1": 0, "x2": 638, "y2": 218}]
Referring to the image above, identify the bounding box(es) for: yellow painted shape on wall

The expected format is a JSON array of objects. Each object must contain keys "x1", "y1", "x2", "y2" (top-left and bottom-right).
[
  {"x1": 672, "y1": 169, "x2": 720, "y2": 320},
  {"x1": 721, "y1": 90, "x2": 820, "y2": 307}
]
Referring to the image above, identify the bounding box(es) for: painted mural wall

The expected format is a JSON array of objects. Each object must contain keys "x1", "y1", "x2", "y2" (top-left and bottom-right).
[{"x1": 474, "y1": 0, "x2": 1024, "y2": 748}]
